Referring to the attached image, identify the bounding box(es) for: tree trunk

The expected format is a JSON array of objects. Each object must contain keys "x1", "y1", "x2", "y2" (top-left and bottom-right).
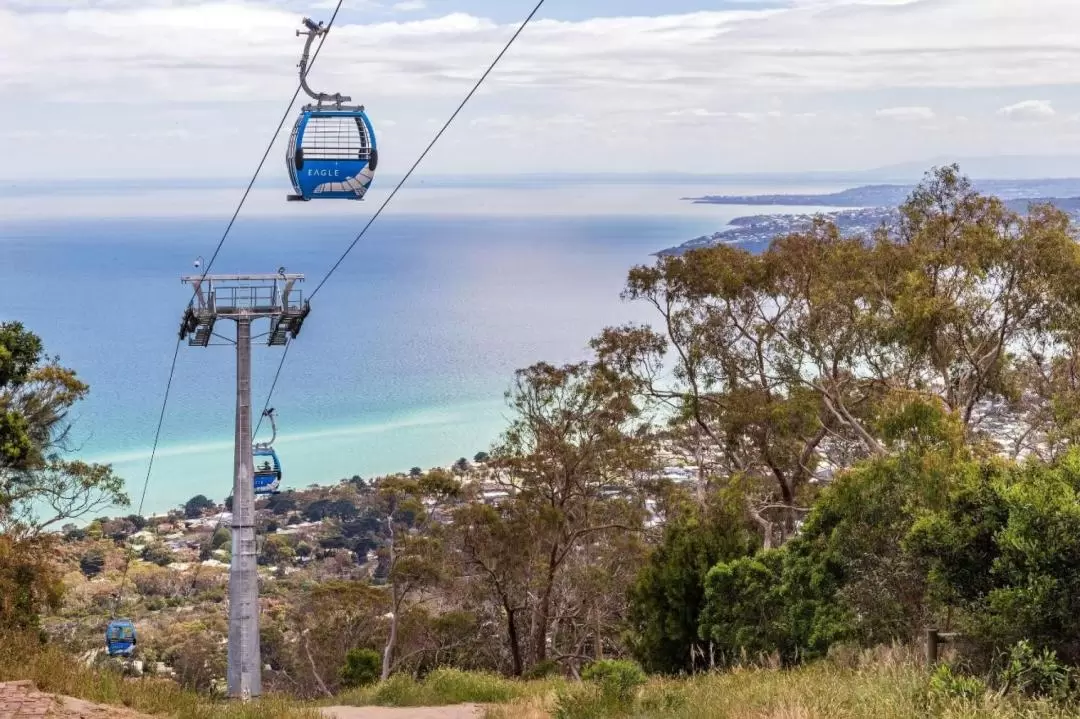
[
  {"x1": 381, "y1": 516, "x2": 397, "y2": 682},
  {"x1": 381, "y1": 599, "x2": 398, "y2": 682},
  {"x1": 504, "y1": 601, "x2": 524, "y2": 677},
  {"x1": 530, "y1": 548, "x2": 558, "y2": 665}
]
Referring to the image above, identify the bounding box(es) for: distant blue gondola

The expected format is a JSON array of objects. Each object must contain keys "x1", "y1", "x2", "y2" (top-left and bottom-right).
[
  {"x1": 253, "y1": 408, "x2": 282, "y2": 496},
  {"x1": 105, "y1": 619, "x2": 136, "y2": 657},
  {"x1": 253, "y1": 446, "x2": 282, "y2": 496},
  {"x1": 285, "y1": 18, "x2": 378, "y2": 202}
]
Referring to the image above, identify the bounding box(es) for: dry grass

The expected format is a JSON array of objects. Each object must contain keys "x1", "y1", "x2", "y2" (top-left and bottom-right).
[
  {"x1": 485, "y1": 647, "x2": 1080, "y2": 719},
  {"x1": 7, "y1": 633, "x2": 1080, "y2": 719},
  {"x1": 0, "y1": 633, "x2": 322, "y2": 719},
  {"x1": 331, "y1": 669, "x2": 561, "y2": 708}
]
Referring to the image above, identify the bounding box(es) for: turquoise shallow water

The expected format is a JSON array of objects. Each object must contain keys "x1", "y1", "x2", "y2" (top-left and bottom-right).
[
  {"x1": 0, "y1": 181, "x2": 839, "y2": 515},
  {"x1": 0, "y1": 207, "x2": 704, "y2": 513}
]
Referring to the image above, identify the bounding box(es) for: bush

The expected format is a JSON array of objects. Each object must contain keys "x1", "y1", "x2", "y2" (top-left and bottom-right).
[
  {"x1": 339, "y1": 648, "x2": 381, "y2": 689},
  {"x1": 928, "y1": 664, "x2": 985, "y2": 702},
  {"x1": 627, "y1": 497, "x2": 758, "y2": 673},
  {"x1": 211, "y1": 526, "x2": 231, "y2": 550},
  {"x1": 79, "y1": 548, "x2": 106, "y2": 578},
  {"x1": 995, "y1": 640, "x2": 1074, "y2": 700},
  {"x1": 908, "y1": 449, "x2": 1080, "y2": 665},
  {"x1": 142, "y1": 544, "x2": 175, "y2": 567},
  {"x1": 183, "y1": 494, "x2": 214, "y2": 519},
  {"x1": 363, "y1": 669, "x2": 519, "y2": 707},
  {"x1": 421, "y1": 668, "x2": 517, "y2": 704},
  {"x1": 581, "y1": 659, "x2": 646, "y2": 706},
  {"x1": 368, "y1": 674, "x2": 421, "y2": 706}
]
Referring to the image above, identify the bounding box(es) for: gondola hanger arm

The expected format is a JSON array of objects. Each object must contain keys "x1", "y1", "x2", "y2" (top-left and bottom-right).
[{"x1": 296, "y1": 16, "x2": 351, "y2": 107}]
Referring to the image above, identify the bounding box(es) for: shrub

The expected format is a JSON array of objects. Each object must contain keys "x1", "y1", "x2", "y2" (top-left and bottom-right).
[
  {"x1": 79, "y1": 548, "x2": 106, "y2": 578},
  {"x1": 928, "y1": 663, "x2": 985, "y2": 702},
  {"x1": 339, "y1": 648, "x2": 381, "y2": 689},
  {"x1": 362, "y1": 669, "x2": 520, "y2": 707},
  {"x1": 184, "y1": 494, "x2": 214, "y2": 519},
  {"x1": 995, "y1": 640, "x2": 1074, "y2": 700},
  {"x1": 368, "y1": 674, "x2": 421, "y2": 706},
  {"x1": 142, "y1": 544, "x2": 176, "y2": 567},
  {"x1": 581, "y1": 659, "x2": 646, "y2": 706},
  {"x1": 628, "y1": 497, "x2": 758, "y2": 673},
  {"x1": 421, "y1": 668, "x2": 516, "y2": 704}
]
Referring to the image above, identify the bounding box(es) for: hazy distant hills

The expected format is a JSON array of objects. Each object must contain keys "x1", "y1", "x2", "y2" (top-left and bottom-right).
[
  {"x1": 661, "y1": 177, "x2": 1080, "y2": 257},
  {"x1": 687, "y1": 179, "x2": 1080, "y2": 208}
]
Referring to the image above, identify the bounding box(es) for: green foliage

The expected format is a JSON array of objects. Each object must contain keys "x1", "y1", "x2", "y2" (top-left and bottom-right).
[
  {"x1": 927, "y1": 663, "x2": 986, "y2": 702},
  {"x1": 184, "y1": 494, "x2": 215, "y2": 519},
  {"x1": 699, "y1": 550, "x2": 788, "y2": 664},
  {"x1": 0, "y1": 536, "x2": 61, "y2": 631},
  {"x1": 996, "y1": 640, "x2": 1074, "y2": 700},
  {"x1": 261, "y1": 534, "x2": 296, "y2": 565},
  {"x1": 339, "y1": 648, "x2": 381, "y2": 689},
  {"x1": 908, "y1": 449, "x2": 1080, "y2": 664},
  {"x1": 627, "y1": 496, "x2": 758, "y2": 674},
  {"x1": 581, "y1": 659, "x2": 646, "y2": 705},
  {"x1": 697, "y1": 425, "x2": 973, "y2": 667},
  {"x1": 142, "y1": 543, "x2": 176, "y2": 567},
  {"x1": 211, "y1": 526, "x2": 231, "y2": 550},
  {"x1": 0, "y1": 322, "x2": 128, "y2": 629},
  {"x1": 358, "y1": 668, "x2": 519, "y2": 707},
  {"x1": 78, "y1": 548, "x2": 106, "y2": 578},
  {"x1": 420, "y1": 668, "x2": 518, "y2": 703},
  {"x1": 124, "y1": 513, "x2": 147, "y2": 530},
  {"x1": 0, "y1": 322, "x2": 51, "y2": 469}
]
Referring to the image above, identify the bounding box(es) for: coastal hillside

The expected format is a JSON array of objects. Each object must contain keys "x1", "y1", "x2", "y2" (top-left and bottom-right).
[{"x1": 9, "y1": 166, "x2": 1080, "y2": 718}]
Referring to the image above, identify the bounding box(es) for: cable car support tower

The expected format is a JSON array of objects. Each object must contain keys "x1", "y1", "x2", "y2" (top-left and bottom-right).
[{"x1": 178, "y1": 272, "x2": 310, "y2": 699}]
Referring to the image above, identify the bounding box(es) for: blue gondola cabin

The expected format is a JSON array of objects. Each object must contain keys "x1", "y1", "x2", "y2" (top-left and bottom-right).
[
  {"x1": 254, "y1": 446, "x2": 282, "y2": 495},
  {"x1": 286, "y1": 109, "x2": 378, "y2": 201},
  {"x1": 105, "y1": 619, "x2": 136, "y2": 657}
]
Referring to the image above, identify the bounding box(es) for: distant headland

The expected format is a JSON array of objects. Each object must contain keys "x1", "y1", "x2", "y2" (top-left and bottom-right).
[{"x1": 659, "y1": 178, "x2": 1080, "y2": 256}]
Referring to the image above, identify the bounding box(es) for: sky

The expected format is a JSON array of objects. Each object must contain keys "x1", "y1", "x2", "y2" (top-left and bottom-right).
[{"x1": 2, "y1": 0, "x2": 1080, "y2": 181}]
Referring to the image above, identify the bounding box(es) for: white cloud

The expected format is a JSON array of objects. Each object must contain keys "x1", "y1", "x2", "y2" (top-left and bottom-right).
[
  {"x1": 997, "y1": 100, "x2": 1057, "y2": 121},
  {"x1": 392, "y1": 0, "x2": 426, "y2": 10},
  {"x1": 665, "y1": 108, "x2": 728, "y2": 118},
  {"x1": 875, "y1": 106, "x2": 935, "y2": 121},
  {"x1": 2, "y1": 0, "x2": 1080, "y2": 179}
]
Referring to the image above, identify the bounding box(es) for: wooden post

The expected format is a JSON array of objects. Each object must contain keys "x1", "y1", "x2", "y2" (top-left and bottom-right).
[{"x1": 925, "y1": 628, "x2": 939, "y2": 665}]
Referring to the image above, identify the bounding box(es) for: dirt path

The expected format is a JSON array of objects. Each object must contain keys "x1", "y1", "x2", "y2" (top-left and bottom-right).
[
  {"x1": 0, "y1": 681, "x2": 153, "y2": 719},
  {"x1": 319, "y1": 704, "x2": 483, "y2": 719}
]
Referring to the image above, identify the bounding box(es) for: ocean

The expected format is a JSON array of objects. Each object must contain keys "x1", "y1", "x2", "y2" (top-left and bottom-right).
[{"x1": 0, "y1": 179, "x2": 844, "y2": 515}]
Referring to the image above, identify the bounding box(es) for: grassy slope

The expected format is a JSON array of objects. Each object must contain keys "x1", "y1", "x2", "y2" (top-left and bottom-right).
[
  {"x1": 0, "y1": 635, "x2": 321, "y2": 719},
  {"x1": 5, "y1": 638, "x2": 1080, "y2": 719}
]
